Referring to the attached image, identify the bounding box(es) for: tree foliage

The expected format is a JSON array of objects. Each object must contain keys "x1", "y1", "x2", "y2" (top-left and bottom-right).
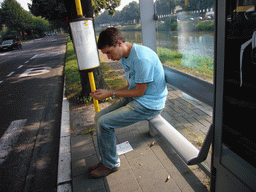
[
  {"x1": 92, "y1": 0, "x2": 121, "y2": 16},
  {"x1": 29, "y1": 0, "x2": 66, "y2": 21},
  {"x1": 156, "y1": 0, "x2": 214, "y2": 15},
  {"x1": 95, "y1": 1, "x2": 140, "y2": 26},
  {"x1": 29, "y1": 0, "x2": 121, "y2": 23},
  {"x1": 1, "y1": 0, "x2": 32, "y2": 32},
  {"x1": 0, "y1": 0, "x2": 50, "y2": 39}
]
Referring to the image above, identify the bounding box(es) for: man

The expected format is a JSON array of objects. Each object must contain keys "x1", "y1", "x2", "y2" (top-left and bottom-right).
[
  {"x1": 15, "y1": 36, "x2": 22, "y2": 49},
  {"x1": 89, "y1": 27, "x2": 167, "y2": 178}
]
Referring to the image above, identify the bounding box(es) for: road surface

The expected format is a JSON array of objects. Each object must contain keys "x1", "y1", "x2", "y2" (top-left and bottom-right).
[{"x1": 0, "y1": 34, "x2": 67, "y2": 191}]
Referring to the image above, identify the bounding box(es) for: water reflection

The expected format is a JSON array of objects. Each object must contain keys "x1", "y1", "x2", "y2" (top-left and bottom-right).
[{"x1": 122, "y1": 31, "x2": 214, "y2": 59}]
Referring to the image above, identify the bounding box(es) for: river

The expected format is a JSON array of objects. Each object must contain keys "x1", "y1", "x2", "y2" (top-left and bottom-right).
[{"x1": 122, "y1": 30, "x2": 214, "y2": 59}]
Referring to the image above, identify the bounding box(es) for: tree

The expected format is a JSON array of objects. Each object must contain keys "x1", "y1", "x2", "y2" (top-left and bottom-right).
[
  {"x1": 176, "y1": 0, "x2": 214, "y2": 11},
  {"x1": 92, "y1": 0, "x2": 121, "y2": 16},
  {"x1": 32, "y1": 16, "x2": 51, "y2": 37},
  {"x1": 0, "y1": 0, "x2": 50, "y2": 40},
  {"x1": 156, "y1": 0, "x2": 176, "y2": 15},
  {"x1": 1, "y1": 0, "x2": 32, "y2": 35},
  {"x1": 122, "y1": 1, "x2": 140, "y2": 24},
  {"x1": 94, "y1": 1, "x2": 140, "y2": 26},
  {"x1": 29, "y1": 0, "x2": 67, "y2": 29},
  {"x1": 29, "y1": 0, "x2": 121, "y2": 23}
]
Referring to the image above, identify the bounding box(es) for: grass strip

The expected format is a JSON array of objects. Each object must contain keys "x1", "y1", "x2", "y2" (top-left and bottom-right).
[{"x1": 64, "y1": 36, "x2": 81, "y2": 100}]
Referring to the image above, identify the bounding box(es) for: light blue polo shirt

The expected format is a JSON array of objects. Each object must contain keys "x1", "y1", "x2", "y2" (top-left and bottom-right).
[{"x1": 121, "y1": 44, "x2": 167, "y2": 110}]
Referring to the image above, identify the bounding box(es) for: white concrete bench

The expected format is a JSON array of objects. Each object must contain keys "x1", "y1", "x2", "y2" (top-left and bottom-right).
[{"x1": 149, "y1": 115, "x2": 213, "y2": 176}]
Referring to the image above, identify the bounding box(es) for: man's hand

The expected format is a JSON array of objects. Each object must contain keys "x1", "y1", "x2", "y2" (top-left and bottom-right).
[
  {"x1": 90, "y1": 89, "x2": 112, "y2": 101},
  {"x1": 90, "y1": 83, "x2": 147, "y2": 100}
]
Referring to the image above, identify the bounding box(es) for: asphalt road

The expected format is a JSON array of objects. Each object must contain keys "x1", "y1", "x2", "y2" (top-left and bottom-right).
[{"x1": 0, "y1": 35, "x2": 67, "y2": 191}]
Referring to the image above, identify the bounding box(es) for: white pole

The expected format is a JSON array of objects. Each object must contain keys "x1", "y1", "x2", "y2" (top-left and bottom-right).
[{"x1": 139, "y1": 0, "x2": 157, "y2": 53}]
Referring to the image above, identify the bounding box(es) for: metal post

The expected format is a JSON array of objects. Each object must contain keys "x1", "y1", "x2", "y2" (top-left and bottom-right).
[
  {"x1": 74, "y1": 0, "x2": 83, "y2": 16},
  {"x1": 88, "y1": 72, "x2": 100, "y2": 112},
  {"x1": 139, "y1": 0, "x2": 157, "y2": 53},
  {"x1": 71, "y1": 0, "x2": 100, "y2": 113}
]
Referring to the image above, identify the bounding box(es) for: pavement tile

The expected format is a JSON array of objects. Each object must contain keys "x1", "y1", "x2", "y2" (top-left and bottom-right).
[
  {"x1": 72, "y1": 142, "x2": 96, "y2": 161},
  {"x1": 135, "y1": 120, "x2": 149, "y2": 133},
  {"x1": 72, "y1": 174, "x2": 106, "y2": 192},
  {"x1": 192, "y1": 108, "x2": 208, "y2": 116},
  {"x1": 115, "y1": 124, "x2": 137, "y2": 136},
  {"x1": 153, "y1": 138, "x2": 208, "y2": 192},
  {"x1": 124, "y1": 142, "x2": 181, "y2": 192},
  {"x1": 133, "y1": 168, "x2": 181, "y2": 192},
  {"x1": 105, "y1": 168, "x2": 142, "y2": 192},
  {"x1": 71, "y1": 134, "x2": 93, "y2": 148},
  {"x1": 72, "y1": 158, "x2": 86, "y2": 177},
  {"x1": 161, "y1": 111, "x2": 178, "y2": 124},
  {"x1": 124, "y1": 141, "x2": 152, "y2": 161},
  {"x1": 116, "y1": 129, "x2": 145, "y2": 144},
  {"x1": 72, "y1": 155, "x2": 98, "y2": 177}
]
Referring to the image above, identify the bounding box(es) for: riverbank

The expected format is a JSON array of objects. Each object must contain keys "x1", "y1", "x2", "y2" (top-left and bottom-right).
[
  {"x1": 158, "y1": 47, "x2": 213, "y2": 82},
  {"x1": 95, "y1": 20, "x2": 214, "y2": 32}
]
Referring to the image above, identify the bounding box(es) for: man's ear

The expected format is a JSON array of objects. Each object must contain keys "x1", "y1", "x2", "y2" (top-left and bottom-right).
[{"x1": 117, "y1": 40, "x2": 123, "y2": 47}]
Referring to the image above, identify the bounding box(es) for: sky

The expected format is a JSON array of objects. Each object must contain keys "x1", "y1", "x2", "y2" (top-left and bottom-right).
[
  {"x1": 0, "y1": 0, "x2": 31, "y2": 11},
  {"x1": 117, "y1": 0, "x2": 139, "y2": 10},
  {"x1": 0, "y1": 0, "x2": 139, "y2": 12}
]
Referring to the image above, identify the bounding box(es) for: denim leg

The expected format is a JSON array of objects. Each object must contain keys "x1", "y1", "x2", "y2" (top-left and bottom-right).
[
  {"x1": 94, "y1": 98, "x2": 130, "y2": 168},
  {"x1": 95, "y1": 98, "x2": 161, "y2": 168}
]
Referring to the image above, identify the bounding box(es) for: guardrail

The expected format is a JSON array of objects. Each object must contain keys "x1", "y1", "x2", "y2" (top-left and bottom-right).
[
  {"x1": 163, "y1": 65, "x2": 214, "y2": 107},
  {"x1": 149, "y1": 66, "x2": 214, "y2": 177}
]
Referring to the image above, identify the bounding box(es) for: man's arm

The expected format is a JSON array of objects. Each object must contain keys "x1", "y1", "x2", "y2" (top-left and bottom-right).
[
  {"x1": 116, "y1": 84, "x2": 129, "y2": 91},
  {"x1": 90, "y1": 83, "x2": 147, "y2": 101}
]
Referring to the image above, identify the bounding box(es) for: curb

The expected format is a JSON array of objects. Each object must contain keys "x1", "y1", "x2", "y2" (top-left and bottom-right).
[{"x1": 57, "y1": 84, "x2": 72, "y2": 192}]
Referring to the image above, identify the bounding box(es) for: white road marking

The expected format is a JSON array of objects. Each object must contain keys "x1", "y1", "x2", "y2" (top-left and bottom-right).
[
  {"x1": 19, "y1": 67, "x2": 51, "y2": 78},
  {"x1": 25, "y1": 60, "x2": 29, "y2": 63},
  {"x1": 0, "y1": 119, "x2": 27, "y2": 165},
  {"x1": 0, "y1": 80, "x2": 3, "y2": 84},
  {"x1": 6, "y1": 71, "x2": 15, "y2": 77},
  {"x1": 17, "y1": 65, "x2": 23, "y2": 69},
  {"x1": 30, "y1": 54, "x2": 37, "y2": 60}
]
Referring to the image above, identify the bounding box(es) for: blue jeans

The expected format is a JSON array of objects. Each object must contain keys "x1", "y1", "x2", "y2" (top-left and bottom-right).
[{"x1": 95, "y1": 97, "x2": 162, "y2": 168}]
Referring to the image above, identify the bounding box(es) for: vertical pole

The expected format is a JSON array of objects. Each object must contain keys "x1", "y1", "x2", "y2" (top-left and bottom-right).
[
  {"x1": 74, "y1": 0, "x2": 83, "y2": 16},
  {"x1": 73, "y1": 0, "x2": 100, "y2": 113},
  {"x1": 139, "y1": 0, "x2": 157, "y2": 53},
  {"x1": 88, "y1": 72, "x2": 100, "y2": 112}
]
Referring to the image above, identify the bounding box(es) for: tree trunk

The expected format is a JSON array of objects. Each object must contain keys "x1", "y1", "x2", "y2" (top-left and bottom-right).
[{"x1": 79, "y1": 67, "x2": 108, "y2": 97}]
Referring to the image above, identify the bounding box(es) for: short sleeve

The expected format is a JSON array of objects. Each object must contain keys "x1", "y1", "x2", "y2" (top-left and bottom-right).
[{"x1": 134, "y1": 59, "x2": 154, "y2": 84}]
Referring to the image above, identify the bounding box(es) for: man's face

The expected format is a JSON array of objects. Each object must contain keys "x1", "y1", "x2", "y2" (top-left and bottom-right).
[{"x1": 101, "y1": 44, "x2": 122, "y2": 61}]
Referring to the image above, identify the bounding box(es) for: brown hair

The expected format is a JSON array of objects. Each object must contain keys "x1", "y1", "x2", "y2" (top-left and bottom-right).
[{"x1": 97, "y1": 27, "x2": 125, "y2": 49}]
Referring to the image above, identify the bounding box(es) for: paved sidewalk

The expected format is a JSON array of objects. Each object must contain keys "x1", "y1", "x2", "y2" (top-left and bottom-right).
[{"x1": 66, "y1": 61, "x2": 212, "y2": 192}]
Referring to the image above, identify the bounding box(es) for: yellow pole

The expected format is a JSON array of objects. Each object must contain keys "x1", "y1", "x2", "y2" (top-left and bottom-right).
[
  {"x1": 75, "y1": 0, "x2": 83, "y2": 16},
  {"x1": 185, "y1": 0, "x2": 189, "y2": 7},
  {"x1": 74, "y1": 0, "x2": 100, "y2": 113},
  {"x1": 88, "y1": 72, "x2": 100, "y2": 113}
]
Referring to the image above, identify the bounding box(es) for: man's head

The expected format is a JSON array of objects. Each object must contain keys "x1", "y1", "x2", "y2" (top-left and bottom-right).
[
  {"x1": 98, "y1": 27, "x2": 125, "y2": 49},
  {"x1": 98, "y1": 27, "x2": 126, "y2": 61}
]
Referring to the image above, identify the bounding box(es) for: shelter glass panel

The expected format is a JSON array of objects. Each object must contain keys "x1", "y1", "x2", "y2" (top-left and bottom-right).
[{"x1": 155, "y1": 0, "x2": 214, "y2": 83}]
